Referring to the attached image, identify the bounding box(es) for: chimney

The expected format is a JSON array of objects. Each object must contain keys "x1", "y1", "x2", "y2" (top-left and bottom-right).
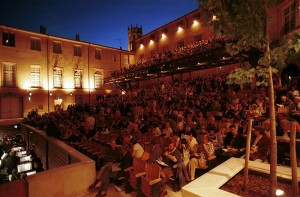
[
  {"x1": 40, "y1": 25, "x2": 46, "y2": 34},
  {"x1": 75, "y1": 34, "x2": 80, "y2": 41}
]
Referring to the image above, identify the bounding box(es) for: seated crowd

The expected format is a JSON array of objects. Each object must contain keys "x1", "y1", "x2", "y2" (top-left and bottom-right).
[
  {"x1": 110, "y1": 35, "x2": 226, "y2": 77},
  {"x1": 22, "y1": 72, "x2": 300, "y2": 196},
  {"x1": 0, "y1": 136, "x2": 44, "y2": 184}
]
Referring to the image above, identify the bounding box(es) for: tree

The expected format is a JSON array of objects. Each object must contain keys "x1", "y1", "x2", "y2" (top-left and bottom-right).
[{"x1": 199, "y1": 0, "x2": 300, "y2": 196}]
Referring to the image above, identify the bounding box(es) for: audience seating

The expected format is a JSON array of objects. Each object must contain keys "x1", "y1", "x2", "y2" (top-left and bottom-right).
[
  {"x1": 141, "y1": 163, "x2": 162, "y2": 197},
  {"x1": 129, "y1": 159, "x2": 147, "y2": 195}
]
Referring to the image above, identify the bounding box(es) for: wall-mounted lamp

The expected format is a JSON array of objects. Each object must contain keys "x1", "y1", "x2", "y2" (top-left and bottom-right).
[
  {"x1": 70, "y1": 92, "x2": 73, "y2": 96},
  {"x1": 29, "y1": 91, "x2": 32, "y2": 96},
  {"x1": 49, "y1": 92, "x2": 52, "y2": 96},
  {"x1": 177, "y1": 21, "x2": 184, "y2": 32}
]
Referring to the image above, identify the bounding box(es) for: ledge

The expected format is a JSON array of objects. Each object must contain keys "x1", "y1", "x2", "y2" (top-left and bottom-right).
[{"x1": 182, "y1": 157, "x2": 300, "y2": 197}]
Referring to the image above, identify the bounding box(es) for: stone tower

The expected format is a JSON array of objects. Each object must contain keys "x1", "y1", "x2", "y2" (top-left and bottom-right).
[{"x1": 128, "y1": 24, "x2": 142, "y2": 52}]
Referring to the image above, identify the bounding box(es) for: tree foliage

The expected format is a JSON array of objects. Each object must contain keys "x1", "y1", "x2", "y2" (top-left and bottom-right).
[
  {"x1": 201, "y1": 0, "x2": 268, "y2": 56},
  {"x1": 200, "y1": 0, "x2": 300, "y2": 86},
  {"x1": 199, "y1": 0, "x2": 299, "y2": 196}
]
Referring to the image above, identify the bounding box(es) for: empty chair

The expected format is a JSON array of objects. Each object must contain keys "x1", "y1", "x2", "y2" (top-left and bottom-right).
[
  {"x1": 141, "y1": 163, "x2": 161, "y2": 197},
  {"x1": 129, "y1": 159, "x2": 147, "y2": 190}
]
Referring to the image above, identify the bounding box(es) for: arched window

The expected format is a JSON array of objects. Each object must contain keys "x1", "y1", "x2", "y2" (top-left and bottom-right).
[{"x1": 94, "y1": 70, "x2": 103, "y2": 89}]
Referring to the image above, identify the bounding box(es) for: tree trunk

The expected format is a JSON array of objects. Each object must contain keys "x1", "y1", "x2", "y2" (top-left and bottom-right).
[
  {"x1": 244, "y1": 119, "x2": 253, "y2": 191},
  {"x1": 290, "y1": 121, "x2": 298, "y2": 196},
  {"x1": 265, "y1": 1, "x2": 277, "y2": 196},
  {"x1": 268, "y1": 59, "x2": 278, "y2": 197}
]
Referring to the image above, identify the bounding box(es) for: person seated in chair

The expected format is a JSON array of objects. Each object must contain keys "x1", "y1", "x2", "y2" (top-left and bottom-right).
[
  {"x1": 159, "y1": 139, "x2": 190, "y2": 193},
  {"x1": 250, "y1": 127, "x2": 270, "y2": 163},
  {"x1": 88, "y1": 138, "x2": 123, "y2": 196},
  {"x1": 148, "y1": 137, "x2": 162, "y2": 163},
  {"x1": 187, "y1": 134, "x2": 212, "y2": 181},
  {"x1": 219, "y1": 124, "x2": 246, "y2": 162}
]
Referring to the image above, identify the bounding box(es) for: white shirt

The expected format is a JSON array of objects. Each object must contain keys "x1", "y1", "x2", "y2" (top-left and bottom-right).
[{"x1": 133, "y1": 143, "x2": 144, "y2": 158}]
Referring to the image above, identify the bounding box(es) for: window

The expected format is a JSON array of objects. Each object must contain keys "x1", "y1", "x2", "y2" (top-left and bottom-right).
[
  {"x1": 94, "y1": 69, "x2": 103, "y2": 89},
  {"x1": 30, "y1": 37, "x2": 41, "y2": 51},
  {"x1": 283, "y1": 1, "x2": 296, "y2": 34},
  {"x1": 53, "y1": 67, "x2": 62, "y2": 88},
  {"x1": 2, "y1": 32, "x2": 15, "y2": 47},
  {"x1": 177, "y1": 40, "x2": 184, "y2": 48},
  {"x1": 95, "y1": 49, "x2": 102, "y2": 60},
  {"x1": 53, "y1": 41, "x2": 62, "y2": 54},
  {"x1": 3, "y1": 63, "x2": 16, "y2": 87},
  {"x1": 74, "y1": 45, "x2": 82, "y2": 57},
  {"x1": 30, "y1": 65, "x2": 41, "y2": 87},
  {"x1": 74, "y1": 69, "x2": 82, "y2": 88}
]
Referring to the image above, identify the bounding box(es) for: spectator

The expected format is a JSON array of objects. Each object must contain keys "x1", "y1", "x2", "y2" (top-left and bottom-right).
[{"x1": 250, "y1": 127, "x2": 270, "y2": 163}]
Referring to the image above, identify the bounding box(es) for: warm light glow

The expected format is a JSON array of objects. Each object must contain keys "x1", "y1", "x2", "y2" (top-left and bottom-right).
[
  {"x1": 63, "y1": 80, "x2": 74, "y2": 89},
  {"x1": 49, "y1": 92, "x2": 52, "y2": 96},
  {"x1": 276, "y1": 189, "x2": 284, "y2": 196},
  {"x1": 177, "y1": 26, "x2": 183, "y2": 32},
  {"x1": 193, "y1": 20, "x2": 199, "y2": 26},
  {"x1": 149, "y1": 40, "x2": 154, "y2": 45},
  {"x1": 28, "y1": 96, "x2": 31, "y2": 101},
  {"x1": 54, "y1": 98, "x2": 63, "y2": 106},
  {"x1": 161, "y1": 33, "x2": 166, "y2": 40},
  {"x1": 29, "y1": 91, "x2": 32, "y2": 96},
  {"x1": 121, "y1": 91, "x2": 126, "y2": 95},
  {"x1": 69, "y1": 92, "x2": 73, "y2": 96},
  {"x1": 19, "y1": 80, "x2": 31, "y2": 90},
  {"x1": 105, "y1": 89, "x2": 112, "y2": 94},
  {"x1": 139, "y1": 43, "x2": 144, "y2": 49}
]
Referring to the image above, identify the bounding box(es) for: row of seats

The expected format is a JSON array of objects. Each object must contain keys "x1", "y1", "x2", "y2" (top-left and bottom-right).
[{"x1": 127, "y1": 158, "x2": 162, "y2": 197}]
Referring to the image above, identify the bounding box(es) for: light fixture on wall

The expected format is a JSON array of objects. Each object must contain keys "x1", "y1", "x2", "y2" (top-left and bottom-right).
[
  {"x1": 177, "y1": 21, "x2": 183, "y2": 32},
  {"x1": 29, "y1": 91, "x2": 32, "y2": 96},
  {"x1": 193, "y1": 13, "x2": 200, "y2": 25},
  {"x1": 70, "y1": 92, "x2": 73, "y2": 96},
  {"x1": 49, "y1": 92, "x2": 52, "y2": 96}
]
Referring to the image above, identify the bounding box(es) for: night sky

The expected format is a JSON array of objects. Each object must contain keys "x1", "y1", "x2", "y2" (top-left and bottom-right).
[{"x1": 0, "y1": 0, "x2": 198, "y2": 50}]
